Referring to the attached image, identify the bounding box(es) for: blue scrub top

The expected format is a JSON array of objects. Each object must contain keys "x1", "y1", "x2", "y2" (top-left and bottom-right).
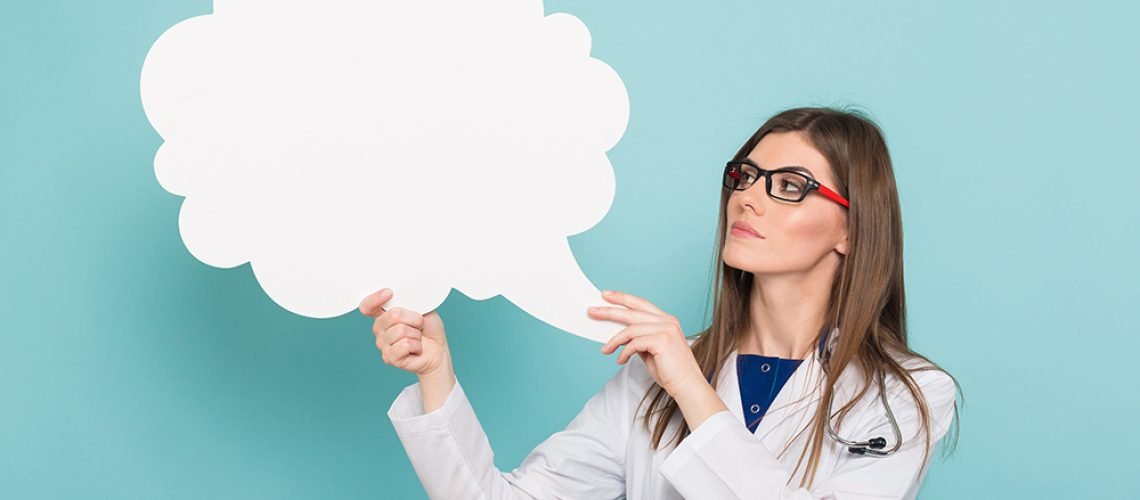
[{"x1": 737, "y1": 333, "x2": 829, "y2": 433}]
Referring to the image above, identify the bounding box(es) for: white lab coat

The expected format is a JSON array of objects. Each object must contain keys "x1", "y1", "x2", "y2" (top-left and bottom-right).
[{"x1": 387, "y1": 344, "x2": 958, "y2": 499}]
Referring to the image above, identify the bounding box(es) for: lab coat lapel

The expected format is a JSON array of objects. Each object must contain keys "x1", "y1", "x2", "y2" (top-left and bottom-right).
[
  {"x1": 753, "y1": 349, "x2": 826, "y2": 444},
  {"x1": 713, "y1": 349, "x2": 826, "y2": 438},
  {"x1": 714, "y1": 349, "x2": 847, "y2": 445},
  {"x1": 714, "y1": 351, "x2": 746, "y2": 427}
]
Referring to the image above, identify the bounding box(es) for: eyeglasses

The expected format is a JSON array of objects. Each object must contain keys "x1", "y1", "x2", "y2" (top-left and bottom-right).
[{"x1": 723, "y1": 159, "x2": 850, "y2": 208}]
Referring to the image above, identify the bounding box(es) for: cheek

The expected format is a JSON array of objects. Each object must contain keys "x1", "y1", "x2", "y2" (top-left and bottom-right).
[
  {"x1": 782, "y1": 210, "x2": 834, "y2": 242},
  {"x1": 724, "y1": 209, "x2": 842, "y2": 271},
  {"x1": 780, "y1": 210, "x2": 844, "y2": 255}
]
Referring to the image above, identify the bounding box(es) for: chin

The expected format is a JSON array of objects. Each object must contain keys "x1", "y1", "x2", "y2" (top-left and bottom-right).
[{"x1": 722, "y1": 248, "x2": 762, "y2": 274}]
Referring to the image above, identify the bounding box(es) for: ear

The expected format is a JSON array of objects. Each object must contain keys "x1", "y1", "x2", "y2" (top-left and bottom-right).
[{"x1": 834, "y1": 231, "x2": 849, "y2": 256}]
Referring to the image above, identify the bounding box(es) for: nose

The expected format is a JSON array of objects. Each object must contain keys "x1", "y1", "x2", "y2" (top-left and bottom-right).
[{"x1": 733, "y1": 178, "x2": 767, "y2": 216}]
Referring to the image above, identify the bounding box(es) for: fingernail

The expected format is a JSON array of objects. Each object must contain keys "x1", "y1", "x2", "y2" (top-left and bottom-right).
[
  {"x1": 602, "y1": 290, "x2": 613, "y2": 296},
  {"x1": 588, "y1": 306, "x2": 598, "y2": 312}
]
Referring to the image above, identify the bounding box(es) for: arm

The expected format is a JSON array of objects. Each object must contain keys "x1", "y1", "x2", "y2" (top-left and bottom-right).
[
  {"x1": 388, "y1": 364, "x2": 635, "y2": 500},
  {"x1": 659, "y1": 370, "x2": 959, "y2": 499},
  {"x1": 417, "y1": 356, "x2": 456, "y2": 414}
]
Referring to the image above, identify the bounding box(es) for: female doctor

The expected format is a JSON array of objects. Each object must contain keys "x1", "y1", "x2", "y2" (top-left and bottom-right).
[{"x1": 359, "y1": 107, "x2": 961, "y2": 499}]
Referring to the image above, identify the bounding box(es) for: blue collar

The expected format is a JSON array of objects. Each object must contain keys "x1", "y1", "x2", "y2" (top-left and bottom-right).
[{"x1": 706, "y1": 328, "x2": 834, "y2": 383}]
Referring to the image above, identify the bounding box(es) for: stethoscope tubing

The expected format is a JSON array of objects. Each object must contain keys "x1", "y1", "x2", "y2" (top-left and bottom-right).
[{"x1": 824, "y1": 371, "x2": 903, "y2": 457}]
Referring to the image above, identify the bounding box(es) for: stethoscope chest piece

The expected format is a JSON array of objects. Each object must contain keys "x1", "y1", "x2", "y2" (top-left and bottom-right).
[{"x1": 846, "y1": 436, "x2": 889, "y2": 456}]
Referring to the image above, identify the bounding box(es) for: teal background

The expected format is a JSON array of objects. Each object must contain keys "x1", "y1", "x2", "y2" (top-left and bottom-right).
[{"x1": 2, "y1": 1, "x2": 1138, "y2": 498}]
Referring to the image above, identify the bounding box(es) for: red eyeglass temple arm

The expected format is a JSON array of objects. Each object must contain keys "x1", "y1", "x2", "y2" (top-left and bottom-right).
[{"x1": 817, "y1": 185, "x2": 850, "y2": 208}]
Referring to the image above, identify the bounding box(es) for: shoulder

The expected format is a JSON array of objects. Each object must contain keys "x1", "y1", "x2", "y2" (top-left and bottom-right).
[
  {"x1": 890, "y1": 351, "x2": 957, "y2": 399},
  {"x1": 881, "y1": 350, "x2": 960, "y2": 438}
]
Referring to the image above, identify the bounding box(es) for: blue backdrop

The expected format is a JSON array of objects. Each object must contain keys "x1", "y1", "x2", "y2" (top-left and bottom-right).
[{"x1": 2, "y1": 1, "x2": 1138, "y2": 498}]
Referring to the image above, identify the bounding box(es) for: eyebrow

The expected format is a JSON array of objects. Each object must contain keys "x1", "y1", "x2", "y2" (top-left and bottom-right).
[
  {"x1": 780, "y1": 165, "x2": 816, "y2": 178},
  {"x1": 741, "y1": 158, "x2": 818, "y2": 178}
]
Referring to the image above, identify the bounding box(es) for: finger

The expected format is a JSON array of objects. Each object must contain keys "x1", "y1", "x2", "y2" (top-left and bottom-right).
[
  {"x1": 382, "y1": 336, "x2": 421, "y2": 365},
  {"x1": 617, "y1": 335, "x2": 660, "y2": 365},
  {"x1": 359, "y1": 288, "x2": 393, "y2": 317},
  {"x1": 390, "y1": 332, "x2": 424, "y2": 355},
  {"x1": 393, "y1": 336, "x2": 424, "y2": 359},
  {"x1": 588, "y1": 305, "x2": 662, "y2": 326},
  {"x1": 405, "y1": 336, "x2": 423, "y2": 356},
  {"x1": 378, "y1": 306, "x2": 425, "y2": 331},
  {"x1": 601, "y1": 290, "x2": 668, "y2": 316},
  {"x1": 601, "y1": 323, "x2": 664, "y2": 355},
  {"x1": 380, "y1": 323, "x2": 422, "y2": 348},
  {"x1": 381, "y1": 337, "x2": 408, "y2": 364}
]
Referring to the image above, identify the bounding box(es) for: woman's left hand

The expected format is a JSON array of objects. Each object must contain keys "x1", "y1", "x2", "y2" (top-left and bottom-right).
[{"x1": 590, "y1": 290, "x2": 706, "y2": 398}]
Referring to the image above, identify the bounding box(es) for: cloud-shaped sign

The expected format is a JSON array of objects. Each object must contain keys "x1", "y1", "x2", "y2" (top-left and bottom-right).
[{"x1": 140, "y1": 0, "x2": 629, "y2": 343}]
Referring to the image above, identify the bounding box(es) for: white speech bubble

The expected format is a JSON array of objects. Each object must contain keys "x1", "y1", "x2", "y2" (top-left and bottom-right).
[{"x1": 139, "y1": 0, "x2": 629, "y2": 343}]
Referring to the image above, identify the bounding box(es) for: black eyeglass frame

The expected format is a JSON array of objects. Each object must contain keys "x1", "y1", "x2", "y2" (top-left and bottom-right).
[{"x1": 723, "y1": 159, "x2": 850, "y2": 208}]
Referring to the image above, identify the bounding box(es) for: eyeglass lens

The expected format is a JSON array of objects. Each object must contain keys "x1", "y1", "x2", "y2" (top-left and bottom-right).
[{"x1": 724, "y1": 163, "x2": 811, "y2": 202}]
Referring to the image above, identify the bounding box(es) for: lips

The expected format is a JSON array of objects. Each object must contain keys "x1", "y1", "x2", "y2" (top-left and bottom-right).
[{"x1": 731, "y1": 221, "x2": 763, "y2": 238}]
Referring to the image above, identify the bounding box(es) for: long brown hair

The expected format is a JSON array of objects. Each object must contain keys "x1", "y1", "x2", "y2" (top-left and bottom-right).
[{"x1": 640, "y1": 106, "x2": 960, "y2": 488}]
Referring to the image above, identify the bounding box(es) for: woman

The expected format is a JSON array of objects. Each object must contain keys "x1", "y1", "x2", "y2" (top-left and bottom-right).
[{"x1": 359, "y1": 106, "x2": 961, "y2": 499}]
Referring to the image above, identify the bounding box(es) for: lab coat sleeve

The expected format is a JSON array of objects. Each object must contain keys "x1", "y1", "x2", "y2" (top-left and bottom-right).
[
  {"x1": 387, "y1": 366, "x2": 633, "y2": 500},
  {"x1": 658, "y1": 369, "x2": 959, "y2": 500}
]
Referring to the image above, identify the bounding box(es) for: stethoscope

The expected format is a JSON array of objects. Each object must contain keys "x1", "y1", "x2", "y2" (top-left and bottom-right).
[{"x1": 819, "y1": 328, "x2": 903, "y2": 457}]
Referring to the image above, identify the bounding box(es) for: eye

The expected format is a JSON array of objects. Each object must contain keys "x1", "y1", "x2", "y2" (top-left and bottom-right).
[{"x1": 778, "y1": 177, "x2": 805, "y2": 194}]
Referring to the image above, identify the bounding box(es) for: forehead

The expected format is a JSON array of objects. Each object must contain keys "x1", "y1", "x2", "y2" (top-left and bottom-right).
[{"x1": 746, "y1": 131, "x2": 837, "y2": 186}]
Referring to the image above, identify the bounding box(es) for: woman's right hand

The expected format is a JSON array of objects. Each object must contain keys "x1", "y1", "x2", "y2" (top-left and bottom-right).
[{"x1": 359, "y1": 288, "x2": 452, "y2": 379}]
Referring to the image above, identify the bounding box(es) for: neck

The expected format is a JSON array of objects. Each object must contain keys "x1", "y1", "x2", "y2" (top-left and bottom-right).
[{"x1": 737, "y1": 256, "x2": 839, "y2": 360}]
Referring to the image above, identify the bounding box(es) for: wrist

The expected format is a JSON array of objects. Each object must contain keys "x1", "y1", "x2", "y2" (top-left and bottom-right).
[
  {"x1": 418, "y1": 353, "x2": 454, "y2": 383},
  {"x1": 417, "y1": 354, "x2": 456, "y2": 414},
  {"x1": 671, "y1": 378, "x2": 728, "y2": 431},
  {"x1": 664, "y1": 365, "x2": 711, "y2": 399}
]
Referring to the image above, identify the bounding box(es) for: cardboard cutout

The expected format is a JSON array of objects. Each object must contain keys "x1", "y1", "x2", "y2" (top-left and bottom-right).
[{"x1": 140, "y1": 0, "x2": 630, "y2": 342}]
